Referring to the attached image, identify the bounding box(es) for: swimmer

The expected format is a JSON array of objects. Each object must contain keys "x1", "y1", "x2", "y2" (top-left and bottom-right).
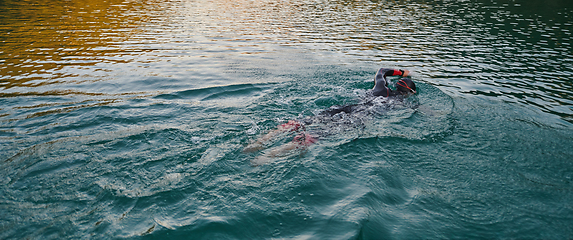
[{"x1": 244, "y1": 68, "x2": 416, "y2": 165}]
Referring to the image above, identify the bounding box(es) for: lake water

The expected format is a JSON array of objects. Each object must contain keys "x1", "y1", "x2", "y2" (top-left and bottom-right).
[{"x1": 1, "y1": 0, "x2": 573, "y2": 239}]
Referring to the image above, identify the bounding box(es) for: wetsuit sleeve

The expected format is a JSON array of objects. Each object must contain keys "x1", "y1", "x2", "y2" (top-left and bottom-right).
[
  {"x1": 372, "y1": 68, "x2": 403, "y2": 97},
  {"x1": 375, "y1": 68, "x2": 403, "y2": 87}
]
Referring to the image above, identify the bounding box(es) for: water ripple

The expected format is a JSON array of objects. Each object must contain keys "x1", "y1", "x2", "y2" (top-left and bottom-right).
[{"x1": 2, "y1": 0, "x2": 573, "y2": 239}]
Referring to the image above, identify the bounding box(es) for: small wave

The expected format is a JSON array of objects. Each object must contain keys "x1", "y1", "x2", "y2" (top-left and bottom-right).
[{"x1": 154, "y1": 83, "x2": 270, "y2": 101}]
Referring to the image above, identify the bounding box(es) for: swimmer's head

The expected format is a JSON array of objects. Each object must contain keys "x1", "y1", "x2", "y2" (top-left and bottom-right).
[{"x1": 396, "y1": 77, "x2": 416, "y2": 95}]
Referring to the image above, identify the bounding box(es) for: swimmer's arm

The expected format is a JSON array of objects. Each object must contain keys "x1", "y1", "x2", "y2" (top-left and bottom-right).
[
  {"x1": 377, "y1": 68, "x2": 408, "y2": 76},
  {"x1": 387, "y1": 69, "x2": 409, "y2": 77},
  {"x1": 375, "y1": 68, "x2": 410, "y2": 86}
]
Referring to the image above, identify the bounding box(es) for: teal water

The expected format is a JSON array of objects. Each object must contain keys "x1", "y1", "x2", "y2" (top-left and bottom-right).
[{"x1": 1, "y1": 0, "x2": 573, "y2": 239}]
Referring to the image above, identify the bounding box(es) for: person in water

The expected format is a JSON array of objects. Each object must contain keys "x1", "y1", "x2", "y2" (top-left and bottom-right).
[{"x1": 244, "y1": 68, "x2": 416, "y2": 165}]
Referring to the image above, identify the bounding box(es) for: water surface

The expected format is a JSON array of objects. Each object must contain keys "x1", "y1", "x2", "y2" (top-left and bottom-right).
[{"x1": 1, "y1": 0, "x2": 573, "y2": 239}]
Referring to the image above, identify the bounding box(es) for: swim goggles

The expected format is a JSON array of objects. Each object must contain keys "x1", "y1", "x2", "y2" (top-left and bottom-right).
[{"x1": 396, "y1": 79, "x2": 416, "y2": 94}]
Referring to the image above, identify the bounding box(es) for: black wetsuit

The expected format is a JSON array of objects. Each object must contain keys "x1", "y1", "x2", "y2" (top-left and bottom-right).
[
  {"x1": 297, "y1": 68, "x2": 409, "y2": 138},
  {"x1": 319, "y1": 68, "x2": 406, "y2": 117},
  {"x1": 372, "y1": 68, "x2": 406, "y2": 97}
]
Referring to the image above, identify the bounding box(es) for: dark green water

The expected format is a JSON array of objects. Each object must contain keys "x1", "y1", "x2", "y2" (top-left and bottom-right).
[{"x1": 1, "y1": 0, "x2": 573, "y2": 239}]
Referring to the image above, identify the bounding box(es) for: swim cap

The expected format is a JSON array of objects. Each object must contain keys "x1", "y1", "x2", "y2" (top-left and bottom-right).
[{"x1": 396, "y1": 77, "x2": 416, "y2": 94}]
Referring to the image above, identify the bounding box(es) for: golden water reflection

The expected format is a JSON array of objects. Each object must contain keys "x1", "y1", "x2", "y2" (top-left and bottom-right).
[
  {"x1": 1, "y1": 0, "x2": 572, "y2": 122},
  {"x1": 0, "y1": 0, "x2": 423, "y2": 91},
  {"x1": 0, "y1": 0, "x2": 161, "y2": 89}
]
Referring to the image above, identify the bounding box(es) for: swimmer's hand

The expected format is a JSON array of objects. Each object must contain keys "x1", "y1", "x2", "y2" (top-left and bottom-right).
[{"x1": 400, "y1": 69, "x2": 410, "y2": 77}]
